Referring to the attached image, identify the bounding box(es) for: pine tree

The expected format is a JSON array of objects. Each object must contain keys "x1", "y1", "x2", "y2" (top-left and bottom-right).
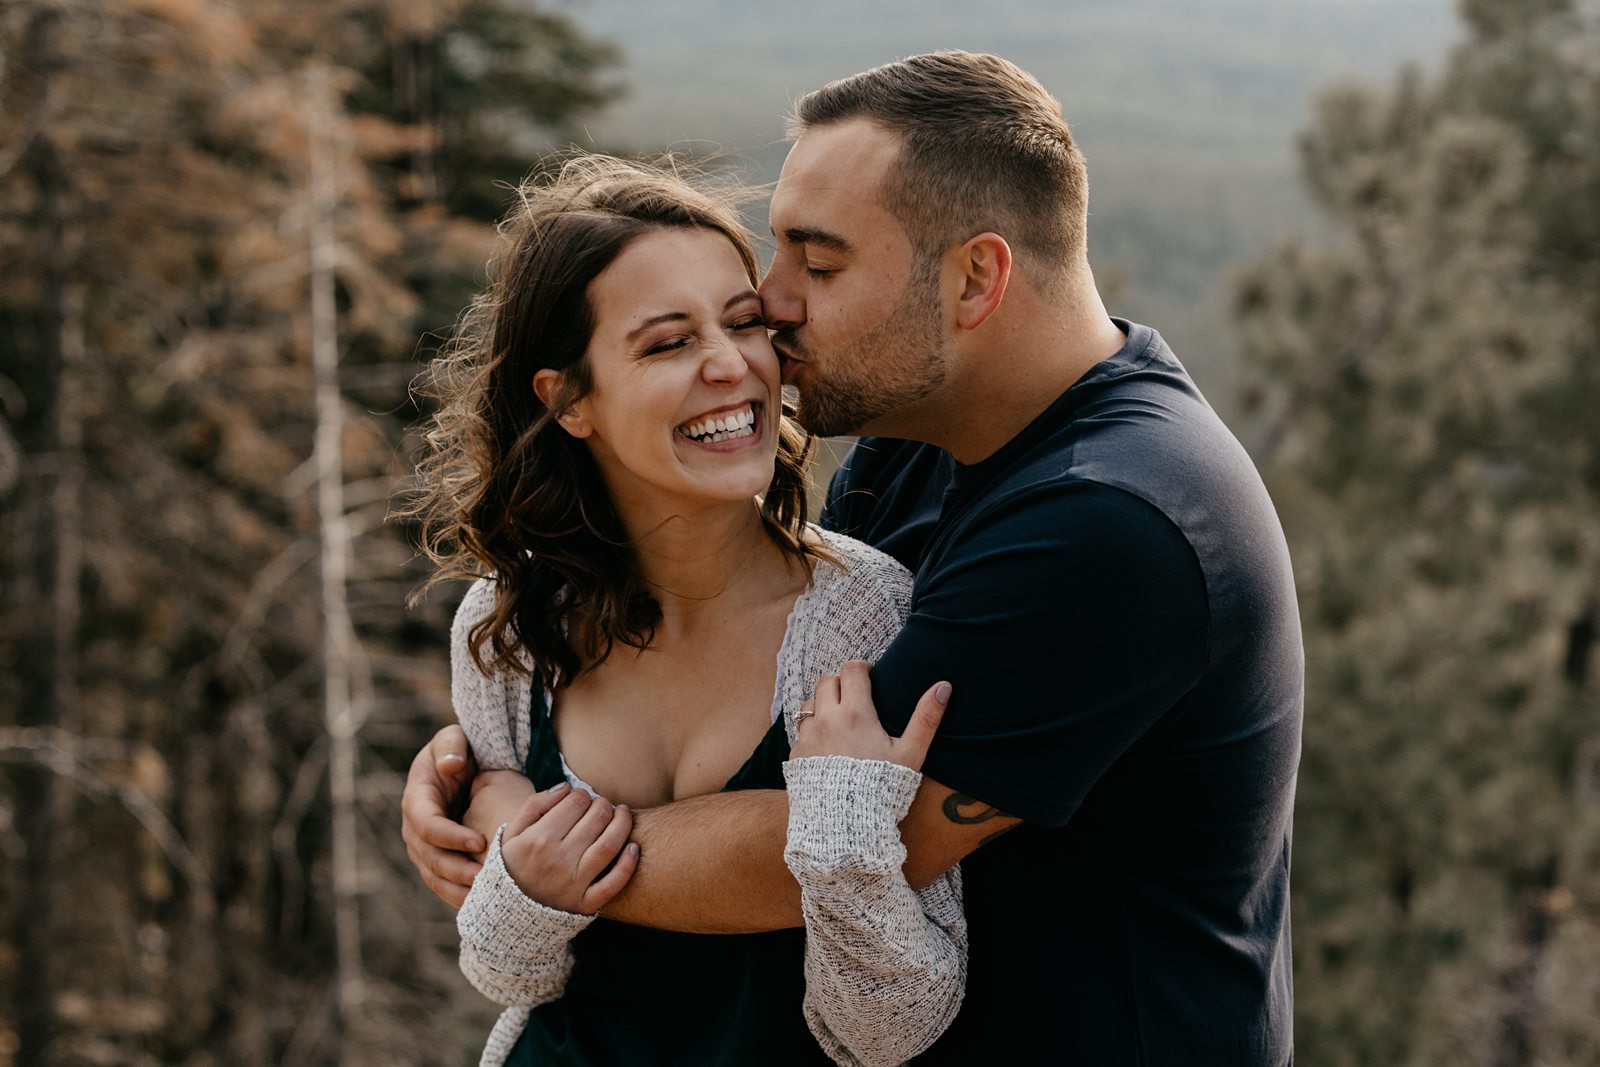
[
  {"x1": 0, "y1": 0, "x2": 619, "y2": 1061},
  {"x1": 1235, "y1": 1, "x2": 1600, "y2": 1063}
]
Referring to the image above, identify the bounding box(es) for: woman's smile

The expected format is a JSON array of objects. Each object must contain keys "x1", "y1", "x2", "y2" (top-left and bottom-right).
[{"x1": 675, "y1": 401, "x2": 763, "y2": 451}]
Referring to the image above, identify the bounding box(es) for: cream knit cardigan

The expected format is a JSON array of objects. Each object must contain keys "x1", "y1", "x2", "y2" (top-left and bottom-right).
[{"x1": 450, "y1": 528, "x2": 966, "y2": 1067}]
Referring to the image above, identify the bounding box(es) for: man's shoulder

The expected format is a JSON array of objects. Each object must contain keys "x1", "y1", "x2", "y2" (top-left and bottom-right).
[
  {"x1": 825, "y1": 437, "x2": 947, "y2": 500},
  {"x1": 821, "y1": 439, "x2": 952, "y2": 571}
]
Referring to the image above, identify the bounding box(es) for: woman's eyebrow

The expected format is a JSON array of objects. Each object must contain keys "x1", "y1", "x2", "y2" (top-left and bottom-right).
[
  {"x1": 625, "y1": 293, "x2": 758, "y2": 342},
  {"x1": 626, "y1": 312, "x2": 687, "y2": 341}
]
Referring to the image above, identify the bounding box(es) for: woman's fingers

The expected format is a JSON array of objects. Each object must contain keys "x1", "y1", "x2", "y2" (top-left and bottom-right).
[
  {"x1": 577, "y1": 804, "x2": 633, "y2": 883},
  {"x1": 891, "y1": 680, "x2": 952, "y2": 771},
  {"x1": 816, "y1": 671, "x2": 842, "y2": 709},
  {"x1": 504, "y1": 782, "x2": 571, "y2": 838},
  {"x1": 793, "y1": 662, "x2": 951, "y2": 768},
  {"x1": 412, "y1": 857, "x2": 473, "y2": 908},
  {"x1": 582, "y1": 840, "x2": 641, "y2": 913},
  {"x1": 529, "y1": 785, "x2": 593, "y2": 841},
  {"x1": 836, "y1": 659, "x2": 873, "y2": 717},
  {"x1": 566, "y1": 793, "x2": 615, "y2": 848}
]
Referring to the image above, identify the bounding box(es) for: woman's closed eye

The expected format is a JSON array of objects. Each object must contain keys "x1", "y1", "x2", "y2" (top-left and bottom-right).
[
  {"x1": 640, "y1": 340, "x2": 684, "y2": 361},
  {"x1": 729, "y1": 314, "x2": 766, "y2": 332}
]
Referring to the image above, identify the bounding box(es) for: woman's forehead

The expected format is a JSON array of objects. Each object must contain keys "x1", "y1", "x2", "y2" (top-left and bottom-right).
[{"x1": 589, "y1": 229, "x2": 756, "y2": 333}]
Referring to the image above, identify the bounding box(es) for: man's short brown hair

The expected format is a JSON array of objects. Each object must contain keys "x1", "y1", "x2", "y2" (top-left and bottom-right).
[{"x1": 789, "y1": 50, "x2": 1088, "y2": 291}]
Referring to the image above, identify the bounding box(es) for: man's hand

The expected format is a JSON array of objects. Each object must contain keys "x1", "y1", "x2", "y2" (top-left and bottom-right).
[
  {"x1": 790, "y1": 659, "x2": 951, "y2": 770},
  {"x1": 401, "y1": 724, "x2": 486, "y2": 908}
]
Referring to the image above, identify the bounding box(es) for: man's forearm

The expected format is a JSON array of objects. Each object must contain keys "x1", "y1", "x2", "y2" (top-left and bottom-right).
[{"x1": 601, "y1": 788, "x2": 803, "y2": 934}]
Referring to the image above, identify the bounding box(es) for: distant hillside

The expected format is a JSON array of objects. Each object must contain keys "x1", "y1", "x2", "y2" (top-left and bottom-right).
[{"x1": 559, "y1": 0, "x2": 1461, "y2": 415}]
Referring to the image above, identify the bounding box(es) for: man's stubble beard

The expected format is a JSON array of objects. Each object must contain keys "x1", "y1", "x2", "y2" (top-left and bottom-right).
[{"x1": 788, "y1": 262, "x2": 947, "y2": 439}]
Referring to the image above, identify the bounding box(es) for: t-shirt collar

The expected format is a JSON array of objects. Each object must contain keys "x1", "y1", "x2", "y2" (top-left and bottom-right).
[{"x1": 947, "y1": 318, "x2": 1157, "y2": 497}]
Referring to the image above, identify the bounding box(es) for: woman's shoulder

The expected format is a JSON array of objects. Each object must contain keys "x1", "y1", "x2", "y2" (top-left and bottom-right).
[
  {"x1": 450, "y1": 576, "x2": 536, "y2": 676},
  {"x1": 451, "y1": 575, "x2": 500, "y2": 639},
  {"x1": 801, "y1": 527, "x2": 913, "y2": 623},
  {"x1": 773, "y1": 528, "x2": 912, "y2": 728}
]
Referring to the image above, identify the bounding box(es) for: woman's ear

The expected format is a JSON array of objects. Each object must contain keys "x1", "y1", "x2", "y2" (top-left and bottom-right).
[
  {"x1": 533, "y1": 368, "x2": 592, "y2": 438},
  {"x1": 953, "y1": 232, "x2": 1012, "y2": 332}
]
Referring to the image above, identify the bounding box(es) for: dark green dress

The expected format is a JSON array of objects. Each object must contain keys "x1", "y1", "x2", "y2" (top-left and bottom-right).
[{"x1": 506, "y1": 684, "x2": 833, "y2": 1067}]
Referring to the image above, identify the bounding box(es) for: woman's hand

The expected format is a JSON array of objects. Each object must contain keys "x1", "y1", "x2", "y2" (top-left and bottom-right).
[
  {"x1": 791, "y1": 660, "x2": 952, "y2": 771},
  {"x1": 500, "y1": 783, "x2": 641, "y2": 915}
]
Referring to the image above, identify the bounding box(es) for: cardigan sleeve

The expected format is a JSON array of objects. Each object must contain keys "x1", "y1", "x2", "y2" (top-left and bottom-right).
[
  {"x1": 450, "y1": 577, "x2": 531, "y2": 773},
  {"x1": 449, "y1": 580, "x2": 589, "y2": 1065},
  {"x1": 455, "y1": 825, "x2": 595, "y2": 1007},
  {"x1": 780, "y1": 532, "x2": 967, "y2": 1066}
]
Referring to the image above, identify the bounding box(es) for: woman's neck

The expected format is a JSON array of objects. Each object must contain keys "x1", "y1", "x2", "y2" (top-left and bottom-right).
[{"x1": 620, "y1": 498, "x2": 807, "y2": 632}]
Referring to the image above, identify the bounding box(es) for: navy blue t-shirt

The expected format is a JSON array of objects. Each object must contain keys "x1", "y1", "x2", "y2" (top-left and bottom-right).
[{"x1": 821, "y1": 321, "x2": 1302, "y2": 1066}]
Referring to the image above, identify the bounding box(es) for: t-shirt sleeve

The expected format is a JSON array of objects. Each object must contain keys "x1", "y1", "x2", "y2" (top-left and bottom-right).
[{"x1": 868, "y1": 481, "x2": 1209, "y2": 827}]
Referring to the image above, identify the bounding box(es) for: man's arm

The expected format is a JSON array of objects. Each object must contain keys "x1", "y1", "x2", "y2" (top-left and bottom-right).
[
  {"x1": 601, "y1": 672, "x2": 1018, "y2": 934},
  {"x1": 403, "y1": 705, "x2": 1016, "y2": 929},
  {"x1": 600, "y1": 778, "x2": 1013, "y2": 934},
  {"x1": 404, "y1": 763, "x2": 1012, "y2": 930}
]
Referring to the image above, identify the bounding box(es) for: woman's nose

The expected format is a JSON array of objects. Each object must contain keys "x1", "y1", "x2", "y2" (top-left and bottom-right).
[{"x1": 701, "y1": 334, "x2": 749, "y2": 384}]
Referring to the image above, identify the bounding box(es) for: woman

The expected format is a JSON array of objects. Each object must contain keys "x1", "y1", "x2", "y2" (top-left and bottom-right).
[{"x1": 406, "y1": 156, "x2": 964, "y2": 1067}]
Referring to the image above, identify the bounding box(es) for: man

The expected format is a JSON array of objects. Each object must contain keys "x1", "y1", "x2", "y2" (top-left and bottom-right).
[{"x1": 405, "y1": 51, "x2": 1302, "y2": 1065}]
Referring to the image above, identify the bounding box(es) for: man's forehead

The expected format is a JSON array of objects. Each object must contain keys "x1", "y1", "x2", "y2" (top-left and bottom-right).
[
  {"x1": 781, "y1": 119, "x2": 899, "y2": 188},
  {"x1": 771, "y1": 120, "x2": 900, "y2": 228}
]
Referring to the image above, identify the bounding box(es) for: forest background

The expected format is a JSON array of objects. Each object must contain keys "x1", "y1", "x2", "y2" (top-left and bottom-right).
[{"x1": 1, "y1": 0, "x2": 1597, "y2": 1064}]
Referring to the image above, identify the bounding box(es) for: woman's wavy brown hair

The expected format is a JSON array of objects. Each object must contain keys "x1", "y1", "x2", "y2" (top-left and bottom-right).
[{"x1": 403, "y1": 155, "x2": 823, "y2": 685}]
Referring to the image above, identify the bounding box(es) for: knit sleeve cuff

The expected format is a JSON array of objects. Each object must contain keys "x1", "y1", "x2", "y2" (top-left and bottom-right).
[
  {"x1": 457, "y1": 825, "x2": 594, "y2": 977},
  {"x1": 782, "y1": 756, "x2": 921, "y2": 877}
]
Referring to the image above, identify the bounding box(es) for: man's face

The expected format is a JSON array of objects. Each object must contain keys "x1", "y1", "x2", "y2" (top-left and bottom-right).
[{"x1": 760, "y1": 119, "x2": 948, "y2": 439}]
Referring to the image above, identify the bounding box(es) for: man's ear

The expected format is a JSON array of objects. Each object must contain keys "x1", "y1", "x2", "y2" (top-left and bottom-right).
[
  {"x1": 953, "y1": 232, "x2": 1012, "y2": 332},
  {"x1": 533, "y1": 368, "x2": 592, "y2": 438}
]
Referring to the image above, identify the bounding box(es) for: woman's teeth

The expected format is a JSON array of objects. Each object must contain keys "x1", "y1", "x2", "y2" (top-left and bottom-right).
[{"x1": 679, "y1": 404, "x2": 756, "y2": 443}]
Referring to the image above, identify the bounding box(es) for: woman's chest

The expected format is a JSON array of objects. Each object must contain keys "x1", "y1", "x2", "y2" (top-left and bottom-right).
[{"x1": 550, "y1": 618, "x2": 792, "y2": 807}]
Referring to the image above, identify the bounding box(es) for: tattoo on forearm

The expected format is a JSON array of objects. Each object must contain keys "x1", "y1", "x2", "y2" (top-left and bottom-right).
[{"x1": 942, "y1": 791, "x2": 1001, "y2": 826}]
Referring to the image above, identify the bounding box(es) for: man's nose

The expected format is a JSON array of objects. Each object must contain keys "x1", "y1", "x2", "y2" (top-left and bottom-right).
[{"x1": 758, "y1": 262, "x2": 802, "y2": 329}]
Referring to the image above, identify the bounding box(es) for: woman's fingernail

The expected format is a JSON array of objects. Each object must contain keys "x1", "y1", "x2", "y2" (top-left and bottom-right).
[
  {"x1": 628, "y1": 843, "x2": 641, "y2": 857},
  {"x1": 934, "y1": 682, "x2": 952, "y2": 706},
  {"x1": 550, "y1": 783, "x2": 570, "y2": 794},
  {"x1": 439, "y1": 752, "x2": 464, "y2": 768}
]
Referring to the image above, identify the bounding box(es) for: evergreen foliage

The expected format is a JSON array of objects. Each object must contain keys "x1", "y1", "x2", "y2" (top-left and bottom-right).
[{"x1": 1236, "y1": 1, "x2": 1600, "y2": 1062}]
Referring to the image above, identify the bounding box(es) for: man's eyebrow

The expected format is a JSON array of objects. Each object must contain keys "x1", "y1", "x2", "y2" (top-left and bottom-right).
[
  {"x1": 779, "y1": 227, "x2": 854, "y2": 254},
  {"x1": 625, "y1": 291, "x2": 758, "y2": 342}
]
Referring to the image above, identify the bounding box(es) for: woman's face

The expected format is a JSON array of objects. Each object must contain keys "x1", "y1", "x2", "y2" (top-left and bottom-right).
[{"x1": 558, "y1": 226, "x2": 780, "y2": 519}]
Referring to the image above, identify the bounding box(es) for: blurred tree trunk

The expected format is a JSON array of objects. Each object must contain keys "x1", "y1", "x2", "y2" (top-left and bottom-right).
[
  {"x1": 0, "y1": 0, "x2": 623, "y2": 1060},
  {"x1": 307, "y1": 63, "x2": 367, "y2": 1046},
  {"x1": 10, "y1": 7, "x2": 80, "y2": 1063}
]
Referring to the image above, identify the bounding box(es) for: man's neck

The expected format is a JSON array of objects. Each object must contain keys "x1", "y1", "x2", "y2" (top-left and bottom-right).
[{"x1": 901, "y1": 283, "x2": 1127, "y2": 465}]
